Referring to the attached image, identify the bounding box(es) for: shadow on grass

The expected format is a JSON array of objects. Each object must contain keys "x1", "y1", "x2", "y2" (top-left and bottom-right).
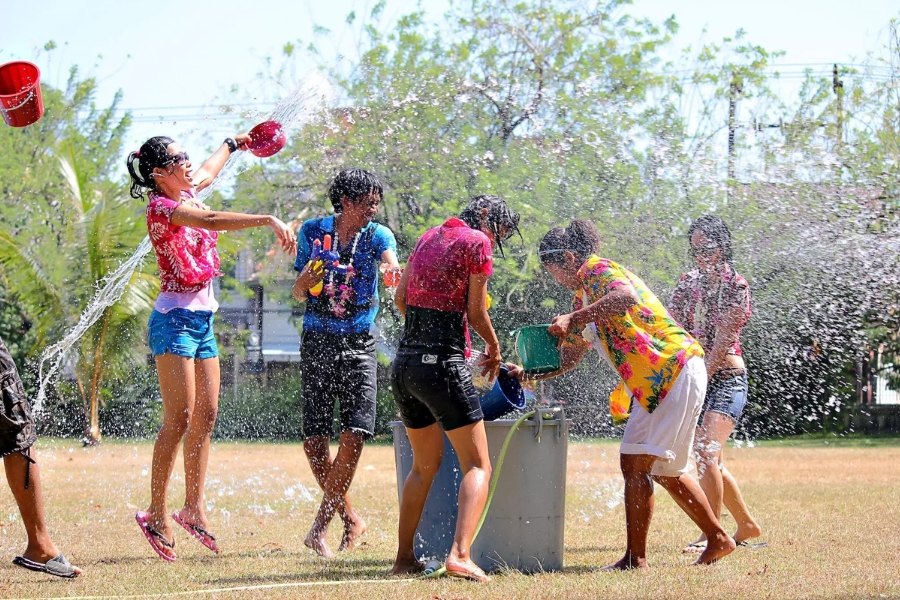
[{"x1": 206, "y1": 566, "x2": 398, "y2": 587}]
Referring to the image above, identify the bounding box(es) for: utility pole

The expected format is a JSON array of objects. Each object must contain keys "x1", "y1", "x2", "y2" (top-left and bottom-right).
[
  {"x1": 832, "y1": 64, "x2": 844, "y2": 149},
  {"x1": 727, "y1": 71, "x2": 743, "y2": 201}
]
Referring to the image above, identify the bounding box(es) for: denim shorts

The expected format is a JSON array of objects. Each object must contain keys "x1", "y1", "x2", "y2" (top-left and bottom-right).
[
  {"x1": 701, "y1": 369, "x2": 748, "y2": 423},
  {"x1": 148, "y1": 308, "x2": 218, "y2": 359}
]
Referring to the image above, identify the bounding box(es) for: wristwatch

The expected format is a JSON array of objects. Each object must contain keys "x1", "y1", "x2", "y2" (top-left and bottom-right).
[{"x1": 224, "y1": 137, "x2": 239, "y2": 153}]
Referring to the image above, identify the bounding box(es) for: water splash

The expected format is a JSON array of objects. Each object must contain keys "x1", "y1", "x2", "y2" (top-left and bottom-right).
[{"x1": 34, "y1": 72, "x2": 334, "y2": 413}]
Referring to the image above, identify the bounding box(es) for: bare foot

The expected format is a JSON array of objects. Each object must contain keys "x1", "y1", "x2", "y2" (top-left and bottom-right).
[
  {"x1": 174, "y1": 506, "x2": 211, "y2": 532},
  {"x1": 733, "y1": 522, "x2": 763, "y2": 545},
  {"x1": 139, "y1": 509, "x2": 177, "y2": 561},
  {"x1": 392, "y1": 556, "x2": 424, "y2": 575},
  {"x1": 21, "y1": 545, "x2": 61, "y2": 566},
  {"x1": 694, "y1": 532, "x2": 736, "y2": 565},
  {"x1": 338, "y1": 514, "x2": 367, "y2": 552},
  {"x1": 601, "y1": 553, "x2": 649, "y2": 572},
  {"x1": 304, "y1": 529, "x2": 335, "y2": 558},
  {"x1": 445, "y1": 558, "x2": 491, "y2": 582}
]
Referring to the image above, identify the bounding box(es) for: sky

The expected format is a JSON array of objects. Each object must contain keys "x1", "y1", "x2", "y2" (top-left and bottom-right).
[{"x1": 2, "y1": 0, "x2": 897, "y2": 154}]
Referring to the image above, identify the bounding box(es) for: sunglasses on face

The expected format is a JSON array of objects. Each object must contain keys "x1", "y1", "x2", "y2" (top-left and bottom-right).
[
  {"x1": 690, "y1": 245, "x2": 719, "y2": 257},
  {"x1": 163, "y1": 152, "x2": 189, "y2": 166}
]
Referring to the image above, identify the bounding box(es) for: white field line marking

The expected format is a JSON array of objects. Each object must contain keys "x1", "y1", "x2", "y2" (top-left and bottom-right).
[{"x1": 1, "y1": 577, "x2": 417, "y2": 600}]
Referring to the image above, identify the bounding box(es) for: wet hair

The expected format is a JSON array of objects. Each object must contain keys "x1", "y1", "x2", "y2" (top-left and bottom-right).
[
  {"x1": 126, "y1": 136, "x2": 176, "y2": 199},
  {"x1": 538, "y1": 219, "x2": 601, "y2": 265},
  {"x1": 459, "y1": 194, "x2": 521, "y2": 257},
  {"x1": 687, "y1": 214, "x2": 734, "y2": 270},
  {"x1": 328, "y1": 168, "x2": 384, "y2": 213}
]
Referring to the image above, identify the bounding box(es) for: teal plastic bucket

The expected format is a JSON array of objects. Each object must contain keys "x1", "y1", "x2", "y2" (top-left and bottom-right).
[{"x1": 514, "y1": 324, "x2": 560, "y2": 375}]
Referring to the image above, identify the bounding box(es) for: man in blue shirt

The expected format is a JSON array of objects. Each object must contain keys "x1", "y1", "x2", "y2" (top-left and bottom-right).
[{"x1": 292, "y1": 168, "x2": 399, "y2": 558}]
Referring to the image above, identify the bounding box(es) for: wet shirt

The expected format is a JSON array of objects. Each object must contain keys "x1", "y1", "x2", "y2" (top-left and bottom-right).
[
  {"x1": 146, "y1": 189, "x2": 221, "y2": 294},
  {"x1": 398, "y1": 218, "x2": 493, "y2": 355},
  {"x1": 397, "y1": 307, "x2": 467, "y2": 356},
  {"x1": 294, "y1": 215, "x2": 397, "y2": 335},
  {"x1": 573, "y1": 255, "x2": 704, "y2": 414},
  {"x1": 669, "y1": 268, "x2": 752, "y2": 357}
]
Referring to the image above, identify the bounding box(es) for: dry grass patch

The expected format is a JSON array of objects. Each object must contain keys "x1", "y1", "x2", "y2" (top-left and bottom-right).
[{"x1": 0, "y1": 437, "x2": 898, "y2": 599}]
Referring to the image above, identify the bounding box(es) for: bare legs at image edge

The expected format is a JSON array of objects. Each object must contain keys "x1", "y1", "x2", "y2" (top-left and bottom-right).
[
  {"x1": 303, "y1": 431, "x2": 369, "y2": 558},
  {"x1": 5, "y1": 449, "x2": 82, "y2": 577},
  {"x1": 2, "y1": 333, "x2": 81, "y2": 578}
]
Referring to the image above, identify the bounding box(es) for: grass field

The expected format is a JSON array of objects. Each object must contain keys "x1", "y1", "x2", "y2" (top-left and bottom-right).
[{"x1": 1, "y1": 435, "x2": 898, "y2": 599}]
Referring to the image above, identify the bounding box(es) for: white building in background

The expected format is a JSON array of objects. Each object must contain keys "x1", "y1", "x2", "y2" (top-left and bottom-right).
[{"x1": 875, "y1": 364, "x2": 899, "y2": 405}]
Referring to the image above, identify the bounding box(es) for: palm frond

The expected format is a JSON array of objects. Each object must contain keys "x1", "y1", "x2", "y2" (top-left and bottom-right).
[{"x1": 0, "y1": 231, "x2": 63, "y2": 331}]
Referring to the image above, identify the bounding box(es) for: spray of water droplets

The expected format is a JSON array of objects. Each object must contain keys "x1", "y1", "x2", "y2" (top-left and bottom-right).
[{"x1": 34, "y1": 72, "x2": 335, "y2": 414}]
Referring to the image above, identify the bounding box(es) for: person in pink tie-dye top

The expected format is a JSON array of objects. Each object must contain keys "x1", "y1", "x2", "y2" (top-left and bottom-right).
[
  {"x1": 146, "y1": 188, "x2": 221, "y2": 294},
  {"x1": 126, "y1": 134, "x2": 296, "y2": 562}
]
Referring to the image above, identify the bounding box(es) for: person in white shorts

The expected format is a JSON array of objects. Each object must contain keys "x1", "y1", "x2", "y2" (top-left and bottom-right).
[{"x1": 509, "y1": 219, "x2": 735, "y2": 571}]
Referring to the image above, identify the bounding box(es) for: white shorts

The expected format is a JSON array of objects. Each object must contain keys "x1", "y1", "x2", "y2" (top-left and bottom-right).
[{"x1": 620, "y1": 357, "x2": 707, "y2": 477}]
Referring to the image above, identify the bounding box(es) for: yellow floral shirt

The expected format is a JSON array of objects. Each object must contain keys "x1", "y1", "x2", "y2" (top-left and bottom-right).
[{"x1": 572, "y1": 255, "x2": 704, "y2": 419}]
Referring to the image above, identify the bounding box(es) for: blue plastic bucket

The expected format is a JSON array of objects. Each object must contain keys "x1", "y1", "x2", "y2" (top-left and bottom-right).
[{"x1": 479, "y1": 365, "x2": 526, "y2": 421}]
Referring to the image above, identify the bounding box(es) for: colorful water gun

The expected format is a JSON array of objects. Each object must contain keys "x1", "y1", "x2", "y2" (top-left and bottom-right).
[{"x1": 308, "y1": 235, "x2": 340, "y2": 297}]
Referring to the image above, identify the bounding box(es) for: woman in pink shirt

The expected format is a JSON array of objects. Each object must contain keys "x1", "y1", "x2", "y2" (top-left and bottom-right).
[
  {"x1": 126, "y1": 135, "x2": 296, "y2": 561},
  {"x1": 669, "y1": 215, "x2": 762, "y2": 552},
  {"x1": 390, "y1": 195, "x2": 519, "y2": 582}
]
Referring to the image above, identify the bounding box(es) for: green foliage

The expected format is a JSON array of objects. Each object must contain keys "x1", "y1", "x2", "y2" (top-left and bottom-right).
[
  {"x1": 37, "y1": 363, "x2": 162, "y2": 439},
  {"x1": 2, "y1": 3, "x2": 899, "y2": 441},
  {"x1": 224, "y1": 2, "x2": 900, "y2": 437},
  {"x1": 214, "y1": 365, "x2": 400, "y2": 441},
  {"x1": 0, "y1": 65, "x2": 158, "y2": 442}
]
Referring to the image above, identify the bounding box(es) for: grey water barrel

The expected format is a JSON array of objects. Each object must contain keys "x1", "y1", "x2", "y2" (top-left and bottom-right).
[{"x1": 391, "y1": 409, "x2": 568, "y2": 573}]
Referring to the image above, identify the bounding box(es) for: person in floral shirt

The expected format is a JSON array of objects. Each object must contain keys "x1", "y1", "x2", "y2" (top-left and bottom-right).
[
  {"x1": 510, "y1": 219, "x2": 735, "y2": 570},
  {"x1": 126, "y1": 135, "x2": 296, "y2": 561},
  {"x1": 669, "y1": 215, "x2": 762, "y2": 553}
]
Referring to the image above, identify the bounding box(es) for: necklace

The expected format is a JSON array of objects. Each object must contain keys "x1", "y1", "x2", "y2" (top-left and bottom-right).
[{"x1": 322, "y1": 228, "x2": 362, "y2": 318}]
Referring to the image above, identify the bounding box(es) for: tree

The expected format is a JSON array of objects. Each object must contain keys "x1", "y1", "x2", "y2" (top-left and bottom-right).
[{"x1": 0, "y1": 65, "x2": 158, "y2": 444}]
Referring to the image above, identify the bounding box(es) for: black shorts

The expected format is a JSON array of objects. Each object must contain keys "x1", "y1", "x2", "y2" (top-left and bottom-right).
[
  {"x1": 300, "y1": 331, "x2": 377, "y2": 439},
  {"x1": 0, "y1": 336, "x2": 36, "y2": 458},
  {"x1": 390, "y1": 353, "x2": 483, "y2": 431}
]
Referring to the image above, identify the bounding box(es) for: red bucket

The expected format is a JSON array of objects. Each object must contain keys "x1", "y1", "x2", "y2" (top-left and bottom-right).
[
  {"x1": 248, "y1": 120, "x2": 286, "y2": 157},
  {"x1": 0, "y1": 61, "x2": 44, "y2": 128}
]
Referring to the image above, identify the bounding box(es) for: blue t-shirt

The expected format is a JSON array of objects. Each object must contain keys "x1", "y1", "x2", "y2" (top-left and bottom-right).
[{"x1": 294, "y1": 215, "x2": 397, "y2": 334}]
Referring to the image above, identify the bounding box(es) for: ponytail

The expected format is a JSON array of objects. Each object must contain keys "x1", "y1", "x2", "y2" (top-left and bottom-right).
[
  {"x1": 538, "y1": 219, "x2": 601, "y2": 265},
  {"x1": 125, "y1": 136, "x2": 175, "y2": 200}
]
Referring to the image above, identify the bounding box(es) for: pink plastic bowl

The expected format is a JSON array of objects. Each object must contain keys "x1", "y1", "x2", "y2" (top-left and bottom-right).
[{"x1": 248, "y1": 120, "x2": 286, "y2": 158}]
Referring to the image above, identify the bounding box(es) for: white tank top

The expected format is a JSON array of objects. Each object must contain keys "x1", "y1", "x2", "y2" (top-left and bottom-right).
[{"x1": 153, "y1": 281, "x2": 218, "y2": 313}]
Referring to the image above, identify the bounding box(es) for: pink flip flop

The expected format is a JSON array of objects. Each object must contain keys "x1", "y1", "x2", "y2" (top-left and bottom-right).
[
  {"x1": 135, "y1": 511, "x2": 176, "y2": 562},
  {"x1": 171, "y1": 511, "x2": 220, "y2": 554}
]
